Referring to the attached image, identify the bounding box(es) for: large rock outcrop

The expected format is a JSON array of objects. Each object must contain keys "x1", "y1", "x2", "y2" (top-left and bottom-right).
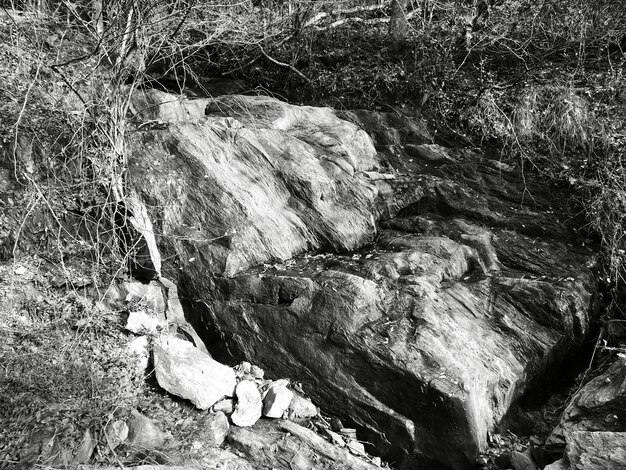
[
  {"x1": 127, "y1": 93, "x2": 596, "y2": 469},
  {"x1": 544, "y1": 358, "x2": 626, "y2": 469}
]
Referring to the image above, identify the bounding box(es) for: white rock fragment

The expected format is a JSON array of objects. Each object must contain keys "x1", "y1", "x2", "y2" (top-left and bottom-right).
[
  {"x1": 125, "y1": 311, "x2": 163, "y2": 335},
  {"x1": 262, "y1": 380, "x2": 294, "y2": 418},
  {"x1": 232, "y1": 380, "x2": 262, "y2": 427},
  {"x1": 213, "y1": 398, "x2": 235, "y2": 415},
  {"x1": 250, "y1": 365, "x2": 264, "y2": 379},
  {"x1": 14, "y1": 266, "x2": 27, "y2": 275},
  {"x1": 153, "y1": 336, "x2": 236, "y2": 410}
]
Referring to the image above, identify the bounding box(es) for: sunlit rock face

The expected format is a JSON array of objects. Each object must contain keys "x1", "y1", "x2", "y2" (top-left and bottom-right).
[{"x1": 128, "y1": 93, "x2": 596, "y2": 469}]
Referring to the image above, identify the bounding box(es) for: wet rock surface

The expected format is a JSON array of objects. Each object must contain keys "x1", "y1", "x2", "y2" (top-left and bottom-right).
[{"x1": 128, "y1": 93, "x2": 598, "y2": 469}]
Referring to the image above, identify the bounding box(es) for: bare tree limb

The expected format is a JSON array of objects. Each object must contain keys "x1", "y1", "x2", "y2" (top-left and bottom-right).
[{"x1": 257, "y1": 45, "x2": 311, "y2": 84}]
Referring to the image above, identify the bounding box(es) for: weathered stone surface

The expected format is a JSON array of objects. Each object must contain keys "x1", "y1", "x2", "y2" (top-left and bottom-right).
[
  {"x1": 262, "y1": 380, "x2": 294, "y2": 419},
  {"x1": 565, "y1": 431, "x2": 626, "y2": 470},
  {"x1": 228, "y1": 419, "x2": 379, "y2": 470},
  {"x1": 232, "y1": 380, "x2": 262, "y2": 427},
  {"x1": 250, "y1": 365, "x2": 264, "y2": 379},
  {"x1": 130, "y1": 89, "x2": 209, "y2": 123},
  {"x1": 128, "y1": 94, "x2": 379, "y2": 278},
  {"x1": 199, "y1": 411, "x2": 230, "y2": 447},
  {"x1": 212, "y1": 398, "x2": 235, "y2": 415},
  {"x1": 124, "y1": 280, "x2": 166, "y2": 314},
  {"x1": 106, "y1": 420, "x2": 129, "y2": 450},
  {"x1": 153, "y1": 336, "x2": 236, "y2": 410},
  {"x1": 73, "y1": 428, "x2": 96, "y2": 465},
  {"x1": 128, "y1": 94, "x2": 596, "y2": 469},
  {"x1": 511, "y1": 450, "x2": 537, "y2": 470},
  {"x1": 128, "y1": 410, "x2": 171, "y2": 449},
  {"x1": 547, "y1": 358, "x2": 626, "y2": 451}
]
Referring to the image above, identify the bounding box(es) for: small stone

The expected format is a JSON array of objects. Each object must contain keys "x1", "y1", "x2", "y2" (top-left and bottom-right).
[
  {"x1": 232, "y1": 381, "x2": 262, "y2": 427},
  {"x1": 330, "y1": 417, "x2": 343, "y2": 432},
  {"x1": 511, "y1": 450, "x2": 537, "y2": 470},
  {"x1": 72, "y1": 429, "x2": 96, "y2": 464},
  {"x1": 250, "y1": 365, "x2": 264, "y2": 379},
  {"x1": 125, "y1": 311, "x2": 163, "y2": 335},
  {"x1": 286, "y1": 393, "x2": 317, "y2": 421},
  {"x1": 202, "y1": 411, "x2": 230, "y2": 446},
  {"x1": 127, "y1": 336, "x2": 150, "y2": 372},
  {"x1": 14, "y1": 266, "x2": 27, "y2": 275},
  {"x1": 240, "y1": 362, "x2": 252, "y2": 374},
  {"x1": 105, "y1": 420, "x2": 129, "y2": 450},
  {"x1": 213, "y1": 398, "x2": 235, "y2": 415},
  {"x1": 262, "y1": 380, "x2": 293, "y2": 418},
  {"x1": 326, "y1": 430, "x2": 345, "y2": 447},
  {"x1": 128, "y1": 410, "x2": 170, "y2": 449},
  {"x1": 124, "y1": 280, "x2": 166, "y2": 314},
  {"x1": 372, "y1": 456, "x2": 382, "y2": 466},
  {"x1": 347, "y1": 440, "x2": 366, "y2": 457}
]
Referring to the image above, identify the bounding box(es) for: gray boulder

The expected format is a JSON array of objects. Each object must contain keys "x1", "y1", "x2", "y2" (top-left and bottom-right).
[{"x1": 128, "y1": 93, "x2": 596, "y2": 469}]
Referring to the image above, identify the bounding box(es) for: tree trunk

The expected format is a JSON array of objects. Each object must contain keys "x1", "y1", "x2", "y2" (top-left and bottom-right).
[{"x1": 388, "y1": 0, "x2": 408, "y2": 42}]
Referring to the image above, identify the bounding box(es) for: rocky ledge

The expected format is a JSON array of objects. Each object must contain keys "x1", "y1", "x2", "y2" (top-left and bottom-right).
[{"x1": 126, "y1": 90, "x2": 598, "y2": 469}]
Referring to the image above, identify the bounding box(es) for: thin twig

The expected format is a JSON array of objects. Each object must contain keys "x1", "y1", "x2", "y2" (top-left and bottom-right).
[{"x1": 257, "y1": 45, "x2": 312, "y2": 84}]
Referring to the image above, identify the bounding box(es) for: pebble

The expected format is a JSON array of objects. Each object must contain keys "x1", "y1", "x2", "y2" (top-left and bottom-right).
[
  {"x1": 331, "y1": 417, "x2": 343, "y2": 432},
  {"x1": 213, "y1": 398, "x2": 235, "y2": 415},
  {"x1": 128, "y1": 409, "x2": 171, "y2": 449},
  {"x1": 232, "y1": 380, "x2": 262, "y2": 427},
  {"x1": 14, "y1": 266, "x2": 27, "y2": 275},
  {"x1": 250, "y1": 365, "x2": 264, "y2": 379},
  {"x1": 105, "y1": 420, "x2": 129, "y2": 450},
  {"x1": 347, "y1": 440, "x2": 366, "y2": 457},
  {"x1": 202, "y1": 411, "x2": 230, "y2": 446}
]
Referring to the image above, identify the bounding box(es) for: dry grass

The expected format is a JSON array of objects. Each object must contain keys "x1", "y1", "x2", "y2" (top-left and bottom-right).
[{"x1": 0, "y1": 258, "x2": 144, "y2": 468}]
